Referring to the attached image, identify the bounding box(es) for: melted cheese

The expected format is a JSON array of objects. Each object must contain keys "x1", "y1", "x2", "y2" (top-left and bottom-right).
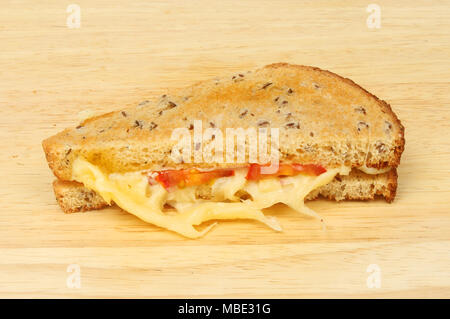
[
  {"x1": 358, "y1": 165, "x2": 391, "y2": 175},
  {"x1": 72, "y1": 158, "x2": 350, "y2": 238}
]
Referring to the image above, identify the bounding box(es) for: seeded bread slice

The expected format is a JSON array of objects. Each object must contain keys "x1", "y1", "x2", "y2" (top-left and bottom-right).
[
  {"x1": 52, "y1": 180, "x2": 110, "y2": 213},
  {"x1": 307, "y1": 168, "x2": 397, "y2": 202},
  {"x1": 42, "y1": 63, "x2": 405, "y2": 181},
  {"x1": 53, "y1": 168, "x2": 397, "y2": 214}
]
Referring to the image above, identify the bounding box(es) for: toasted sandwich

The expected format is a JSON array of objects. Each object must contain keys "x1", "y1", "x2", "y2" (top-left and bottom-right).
[{"x1": 42, "y1": 63, "x2": 405, "y2": 238}]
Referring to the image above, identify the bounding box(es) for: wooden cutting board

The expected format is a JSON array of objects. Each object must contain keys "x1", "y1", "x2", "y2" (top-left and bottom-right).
[{"x1": 0, "y1": 0, "x2": 449, "y2": 298}]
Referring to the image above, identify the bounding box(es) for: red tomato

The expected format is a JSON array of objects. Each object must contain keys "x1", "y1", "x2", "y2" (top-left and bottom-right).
[
  {"x1": 291, "y1": 163, "x2": 327, "y2": 175},
  {"x1": 153, "y1": 170, "x2": 185, "y2": 189},
  {"x1": 152, "y1": 168, "x2": 234, "y2": 190},
  {"x1": 245, "y1": 163, "x2": 326, "y2": 181}
]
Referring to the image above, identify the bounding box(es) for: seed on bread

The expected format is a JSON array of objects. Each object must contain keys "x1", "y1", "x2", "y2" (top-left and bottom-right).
[
  {"x1": 357, "y1": 121, "x2": 369, "y2": 131},
  {"x1": 257, "y1": 120, "x2": 270, "y2": 127},
  {"x1": 354, "y1": 106, "x2": 367, "y2": 115},
  {"x1": 149, "y1": 122, "x2": 158, "y2": 130},
  {"x1": 239, "y1": 109, "x2": 248, "y2": 118},
  {"x1": 285, "y1": 122, "x2": 300, "y2": 129},
  {"x1": 384, "y1": 121, "x2": 393, "y2": 134},
  {"x1": 261, "y1": 82, "x2": 272, "y2": 89},
  {"x1": 134, "y1": 120, "x2": 143, "y2": 128},
  {"x1": 232, "y1": 74, "x2": 245, "y2": 82},
  {"x1": 138, "y1": 100, "x2": 149, "y2": 106},
  {"x1": 167, "y1": 101, "x2": 177, "y2": 109}
]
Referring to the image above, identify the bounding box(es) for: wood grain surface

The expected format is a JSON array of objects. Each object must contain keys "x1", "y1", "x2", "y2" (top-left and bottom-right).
[{"x1": 0, "y1": 0, "x2": 449, "y2": 298}]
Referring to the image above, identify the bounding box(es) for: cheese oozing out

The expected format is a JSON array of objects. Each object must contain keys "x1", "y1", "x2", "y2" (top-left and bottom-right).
[
  {"x1": 358, "y1": 165, "x2": 391, "y2": 175},
  {"x1": 72, "y1": 157, "x2": 350, "y2": 238}
]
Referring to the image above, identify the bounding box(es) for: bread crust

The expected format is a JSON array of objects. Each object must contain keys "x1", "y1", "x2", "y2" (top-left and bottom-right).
[
  {"x1": 306, "y1": 168, "x2": 398, "y2": 203},
  {"x1": 53, "y1": 180, "x2": 109, "y2": 213},
  {"x1": 43, "y1": 63, "x2": 405, "y2": 185}
]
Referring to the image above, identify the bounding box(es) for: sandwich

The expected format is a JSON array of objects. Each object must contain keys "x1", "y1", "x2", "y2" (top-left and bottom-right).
[{"x1": 42, "y1": 63, "x2": 405, "y2": 238}]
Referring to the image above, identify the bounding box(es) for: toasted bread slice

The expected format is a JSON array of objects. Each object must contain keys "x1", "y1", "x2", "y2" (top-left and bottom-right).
[
  {"x1": 42, "y1": 63, "x2": 404, "y2": 181},
  {"x1": 52, "y1": 179, "x2": 110, "y2": 213},
  {"x1": 53, "y1": 168, "x2": 398, "y2": 214}
]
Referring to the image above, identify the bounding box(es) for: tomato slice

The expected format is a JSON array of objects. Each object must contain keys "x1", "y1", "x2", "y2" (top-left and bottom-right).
[
  {"x1": 152, "y1": 168, "x2": 234, "y2": 190},
  {"x1": 246, "y1": 163, "x2": 326, "y2": 181},
  {"x1": 152, "y1": 170, "x2": 185, "y2": 189},
  {"x1": 151, "y1": 163, "x2": 325, "y2": 189}
]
